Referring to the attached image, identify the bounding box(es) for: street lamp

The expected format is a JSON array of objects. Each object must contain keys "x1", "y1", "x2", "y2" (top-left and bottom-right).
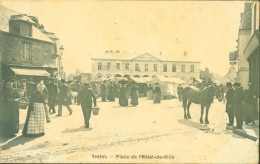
[
  {"x1": 58, "y1": 45, "x2": 64, "y2": 79},
  {"x1": 59, "y1": 45, "x2": 64, "y2": 55}
]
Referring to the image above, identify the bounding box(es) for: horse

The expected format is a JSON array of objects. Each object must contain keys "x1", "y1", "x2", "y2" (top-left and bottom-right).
[{"x1": 182, "y1": 85, "x2": 222, "y2": 124}]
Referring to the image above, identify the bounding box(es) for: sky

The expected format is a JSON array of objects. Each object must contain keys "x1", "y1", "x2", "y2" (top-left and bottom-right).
[{"x1": 1, "y1": 0, "x2": 245, "y2": 76}]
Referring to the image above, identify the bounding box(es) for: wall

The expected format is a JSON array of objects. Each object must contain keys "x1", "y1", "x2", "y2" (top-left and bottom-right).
[{"x1": 0, "y1": 32, "x2": 56, "y2": 68}]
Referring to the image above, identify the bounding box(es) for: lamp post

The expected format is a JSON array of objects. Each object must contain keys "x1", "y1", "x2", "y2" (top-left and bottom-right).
[{"x1": 58, "y1": 45, "x2": 64, "y2": 80}]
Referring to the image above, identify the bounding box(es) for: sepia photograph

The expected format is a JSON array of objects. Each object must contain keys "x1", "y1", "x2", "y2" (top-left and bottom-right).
[{"x1": 0, "y1": 0, "x2": 259, "y2": 163}]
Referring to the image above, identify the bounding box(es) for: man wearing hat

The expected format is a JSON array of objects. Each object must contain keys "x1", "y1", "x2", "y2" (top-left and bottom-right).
[
  {"x1": 78, "y1": 82, "x2": 97, "y2": 128},
  {"x1": 232, "y1": 82, "x2": 246, "y2": 129},
  {"x1": 225, "y1": 82, "x2": 234, "y2": 126},
  {"x1": 57, "y1": 79, "x2": 73, "y2": 116},
  {"x1": 46, "y1": 78, "x2": 58, "y2": 114}
]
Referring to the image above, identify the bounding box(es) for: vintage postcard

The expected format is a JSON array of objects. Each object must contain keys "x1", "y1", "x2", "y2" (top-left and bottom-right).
[{"x1": 0, "y1": 0, "x2": 259, "y2": 163}]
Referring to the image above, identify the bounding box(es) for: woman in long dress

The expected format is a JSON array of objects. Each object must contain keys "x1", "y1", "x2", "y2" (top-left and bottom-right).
[
  {"x1": 22, "y1": 83, "x2": 46, "y2": 137},
  {"x1": 119, "y1": 84, "x2": 128, "y2": 107},
  {"x1": 147, "y1": 84, "x2": 153, "y2": 100},
  {"x1": 130, "y1": 83, "x2": 138, "y2": 106},
  {"x1": 0, "y1": 78, "x2": 19, "y2": 138},
  {"x1": 153, "y1": 83, "x2": 161, "y2": 103}
]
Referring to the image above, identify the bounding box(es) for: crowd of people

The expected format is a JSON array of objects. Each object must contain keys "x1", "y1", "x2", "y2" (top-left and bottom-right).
[
  {"x1": 0, "y1": 77, "x2": 258, "y2": 139},
  {"x1": 0, "y1": 77, "x2": 162, "y2": 138}
]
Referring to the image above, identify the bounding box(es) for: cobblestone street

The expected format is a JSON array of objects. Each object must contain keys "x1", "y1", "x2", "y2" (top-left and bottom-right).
[{"x1": 0, "y1": 97, "x2": 258, "y2": 163}]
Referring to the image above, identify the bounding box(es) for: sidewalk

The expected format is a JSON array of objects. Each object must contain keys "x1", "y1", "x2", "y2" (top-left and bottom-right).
[{"x1": 226, "y1": 120, "x2": 259, "y2": 142}]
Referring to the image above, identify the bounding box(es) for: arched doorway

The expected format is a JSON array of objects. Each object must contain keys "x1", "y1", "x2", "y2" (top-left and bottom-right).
[
  {"x1": 134, "y1": 75, "x2": 140, "y2": 78},
  {"x1": 96, "y1": 74, "x2": 103, "y2": 80},
  {"x1": 123, "y1": 74, "x2": 130, "y2": 78},
  {"x1": 115, "y1": 74, "x2": 122, "y2": 77},
  {"x1": 143, "y1": 75, "x2": 149, "y2": 77}
]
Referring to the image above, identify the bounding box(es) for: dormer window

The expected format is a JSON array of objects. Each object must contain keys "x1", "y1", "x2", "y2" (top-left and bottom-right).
[{"x1": 9, "y1": 14, "x2": 33, "y2": 37}]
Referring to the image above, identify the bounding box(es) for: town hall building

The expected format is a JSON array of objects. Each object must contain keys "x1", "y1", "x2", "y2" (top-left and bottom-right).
[{"x1": 91, "y1": 52, "x2": 200, "y2": 82}]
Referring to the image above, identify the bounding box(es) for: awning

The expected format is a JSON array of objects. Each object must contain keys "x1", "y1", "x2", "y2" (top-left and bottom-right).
[
  {"x1": 244, "y1": 30, "x2": 259, "y2": 59},
  {"x1": 10, "y1": 67, "x2": 50, "y2": 77}
]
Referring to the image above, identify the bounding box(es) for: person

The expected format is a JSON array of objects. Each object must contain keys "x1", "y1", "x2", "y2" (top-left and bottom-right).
[
  {"x1": 56, "y1": 79, "x2": 73, "y2": 116},
  {"x1": 244, "y1": 83, "x2": 257, "y2": 125},
  {"x1": 153, "y1": 83, "x2": 161, "y2": 103},
  {"x1": 147, "y1": 84, "x2": 153, "y2": 100},
  {"x1": 74, "y1": 81, "x2": 82, "y2": 105},
  {"x1": 0, "y1": 78, "x2": 19, "y2": 138},
  {"x1": 22, "y1": 82, "x2": 46, "y2": 137},
  {"x1": 107, "y1": 83, "x2": 115, "y2": 102},
  {"x1": 130, "y1": 83, "x2": 138, "y2": 106},
  {"x1": 119, "y1": 83, "x2": 128, "y2": 107},
  {"x1": 78, "y1": 82, "x2": 97, "y2": 128},
  {"x1": 41, "y1": 81, "x2": 51, "y2": 123},
  {"x1": 101, "y1": 82, "x2": 107, "y2": 102},
  {"x1": 232, "y1": 82, "x2": 246, "y2": 129},
  {"x1": 177, "y1": 84, "x2": 184, "y2": 102},
  {"x1": 225, "y1": 82, "x2": 234, "y2": 126},
  {"x1": 26, "y1": 78, "x2": 36, "y2": 99},
  {"x1": 46, "y1": 78, "x2": 58, "y2": 114}
]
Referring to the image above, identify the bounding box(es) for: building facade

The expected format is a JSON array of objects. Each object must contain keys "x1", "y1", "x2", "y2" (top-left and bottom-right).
[
  {"x1": 0, "y1": 6, "x2": 62, "y2": 80},
  {"x1": 243, "y1": 2, "x2": 259, "y2": 112},
  {"x1": 91, "y1": 52, "x2": 200, "y2": 82}
]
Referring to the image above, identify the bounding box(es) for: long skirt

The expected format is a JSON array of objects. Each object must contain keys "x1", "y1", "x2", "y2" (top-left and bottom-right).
[
  {"x1": 153, "y1": 93, "x2": 161, "y2": 103},
  {"x1": 0, "y1": 103, "x2": 19, "y2": 137},
  {"x1": 23, "y1": 103, "x2": 45, "y2": 137}
]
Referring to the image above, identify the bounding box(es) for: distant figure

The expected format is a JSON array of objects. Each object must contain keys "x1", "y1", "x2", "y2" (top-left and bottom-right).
[
  {"x1": 0, "y1": 78, "x2": 19, "y2": 138},
  {"x1": 107, "y1": 83, "x2": 115, "y2": 102},
  {"x1": 225, "y1": 82, "x2": 234, "y2": 126},
  {"x1": 101, "y1": 82, "x2": 107, "y2": 102},
  {"x1": 130, "y1": 83, "x2": 138, "y2": 106},
  {"x1": 245, "y1": 83, "x2": 257, "y2": 126},
  {"x1": 56, "y1": 79, "x2": 73, "y2": 116},
  {"x1": 153, "y1": 83, "x2": 161, "y2": 103},
  {"x1": 119, "y1": 83, "x2": 128, "y2": 107},
  {"x1": 22, "y1": 83, "x2": 46, "y2": 137},
  {"x1": 177, "y1": 84, "x2": 184, "y2": 102},
  {"x1": 78, "y1": 82, "x2": 97, "y2": 128}
]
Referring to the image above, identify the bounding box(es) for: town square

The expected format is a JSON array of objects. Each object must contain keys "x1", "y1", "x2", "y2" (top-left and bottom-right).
[{"x1": 0, "y1": 1, "x2": 259, "y2": 163}]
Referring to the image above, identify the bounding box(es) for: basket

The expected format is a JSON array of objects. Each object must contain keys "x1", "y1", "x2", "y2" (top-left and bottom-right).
[
  {"x1": 18, "y1": 98, "x2": 29, "y2": 109},
  {"x1": 92, "y1": 106, "x2": 100, "y2": 115}
]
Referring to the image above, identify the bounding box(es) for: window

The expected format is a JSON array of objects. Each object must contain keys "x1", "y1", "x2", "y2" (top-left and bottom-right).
[
  {"x1": 135, "y1": 63, "x2": 139, "y2": 71},
  {"x1": 116, "y1": 63, "x2": 120, "y2": 70},
  {"x1": 20, "y1": 22, "x2": 32, "y2": 37},
  {"x1": 253, "y1": 4, "x2": 256, "y2": 32},
  {"x1": 172, "y1": 64, "x2": 176, "y2": 72},
  {"x1": 154, "y1": 64, "x2": 157, "y2": 72},
  {"x1": 181, "y1": 65, "x2": 185, "y2": 72},
  {"x1": 98, "y1": 62, "x2": 102, "y2": 70},
  {"x1": 190, "y1": 65, "x2": 194, "y2": 72},
  {"x1": 145, "y1": 64, "x2": 148, "y2": 71},
  {"x1": 21, "y1": 42, "x2": 31, "y2": 61},
  {"x1": 125, "y1": 63, "x2": 129, "y2": 70},
  {"x1": 107, "y1": 63, "x2": 111, "y2": 70},
  {"x1": 163, "y1": 64, "x2": 167, "y2": 72}
]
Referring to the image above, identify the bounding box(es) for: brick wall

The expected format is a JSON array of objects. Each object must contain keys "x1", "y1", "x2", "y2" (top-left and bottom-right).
[{"x1": 0, "y1": 32, "x2": 56, "y2": 68}]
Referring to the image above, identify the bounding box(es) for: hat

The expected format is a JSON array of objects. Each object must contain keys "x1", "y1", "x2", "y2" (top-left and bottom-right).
[
  {"x1": 233, "y1": 82, "x2": 241, "y2": 87},
  {"x1": 226, "y1": 82, "x2": 232, "y2": 86},
  {"x1": 83, "y1": 82, "x2": 90, "y2": 87}
]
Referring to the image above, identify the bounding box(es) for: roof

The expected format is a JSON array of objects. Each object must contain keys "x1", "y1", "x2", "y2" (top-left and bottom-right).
[
  {"x1": 0, "y1": 5, "x2": 55, "y2": 43},
  {"x1": 92, "y1": 52, "x2": 200, "y2": 63}
]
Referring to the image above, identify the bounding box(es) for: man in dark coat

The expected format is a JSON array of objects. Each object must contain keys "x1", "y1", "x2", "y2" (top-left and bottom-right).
[
  {"x1": 46, "y1": 78, "x2": 58, "y2": 114},
  {"x1": 130, "y1": 83, "x2": 138, "y2": 106},
  {"x1": 153, "y1": 83, "x2": 161, "y2": 103},
  {"x1": 225, "y1": 82, "x2": 234, "y2": 126},
  {"x1": 119, "y1": 83, "x2": 128, "y2": 107},
  {"x1": 78, "y1": 82, "x2": 97, "y2": 128},
  {"x1": 232, "y1": 82, "x2": 246, "y2": 129},
  {"x1": 101, "y1": 82, "x2": 107, "y2": 102},
  {"x1": 56, "y1": 79, "x2": 73, "y2": 116}
]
